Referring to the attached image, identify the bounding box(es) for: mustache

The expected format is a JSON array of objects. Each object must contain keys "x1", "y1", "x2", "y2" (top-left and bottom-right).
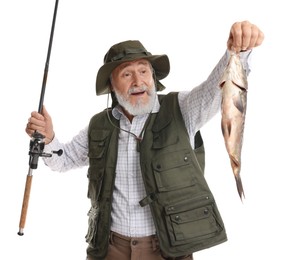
[{"x1": 128, "y1": 85, "x2": 148, "y2": 95}]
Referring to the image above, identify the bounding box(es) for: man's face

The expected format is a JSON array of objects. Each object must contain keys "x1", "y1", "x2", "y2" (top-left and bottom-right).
[{"x1": 110, "y1": 59, "x2": 156, "y2": 118}]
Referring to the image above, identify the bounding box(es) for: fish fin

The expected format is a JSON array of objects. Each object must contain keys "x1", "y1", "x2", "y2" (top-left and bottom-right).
[
  {"x1": 220, "y1": 81, "x2": 226, "y2": 88},
  {"x1": 232, "y1": 93, "x2": 245, "y2": 114},
  {"x1": 221, "y1": 121, "x2": 231, "y2": 137}
]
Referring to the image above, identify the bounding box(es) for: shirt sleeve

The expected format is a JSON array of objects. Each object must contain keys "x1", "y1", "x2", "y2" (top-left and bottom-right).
[
  {"x1": 42, "y1": 126, "x2": 89, "y2": 172},
  {"x1": 178, "y1": 50, "x2": 252, "y2": 148}
]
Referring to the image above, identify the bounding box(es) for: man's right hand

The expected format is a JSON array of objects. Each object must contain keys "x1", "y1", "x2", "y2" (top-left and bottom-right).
[{"x1": 26, "y1": 106, "x2": 54, "y2": 144}]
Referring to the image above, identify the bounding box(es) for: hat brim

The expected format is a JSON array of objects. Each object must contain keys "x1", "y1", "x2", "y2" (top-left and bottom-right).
[{"x1": 96, "y1": 54, "x2": 170, "y2": 95}]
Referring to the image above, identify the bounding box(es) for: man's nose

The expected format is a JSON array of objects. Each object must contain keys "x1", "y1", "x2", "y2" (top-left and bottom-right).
[{"x1": 132, "y1": 73, "x2": 142, "y2": 87}]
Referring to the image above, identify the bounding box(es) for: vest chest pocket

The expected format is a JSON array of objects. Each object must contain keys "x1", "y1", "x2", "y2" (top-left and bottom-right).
[
  {"x1": 164, "y1": 194, "x2": 224, "y2": 247},
  {"x1": 152, "y1": 150, "x2": 196, "y2": 192},
  {"x1": 88, "y1": 129, "x2": 110, "y2": 161},
  {"x1": 152, "y1": 117, "x2": 178, "y2": 149},
  {"x1": 87, "y1": 129, "x2": 110, "y2": 201}
]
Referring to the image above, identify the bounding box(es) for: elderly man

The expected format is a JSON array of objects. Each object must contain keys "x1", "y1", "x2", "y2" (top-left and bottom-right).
[{"x1": 26, "y1": 21, "x2": 264, "y2": 260}]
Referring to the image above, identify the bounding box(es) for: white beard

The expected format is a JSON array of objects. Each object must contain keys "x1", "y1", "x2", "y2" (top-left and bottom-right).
[{"x1": 114, "y1": 84, "x2": 156, "y2": 116}]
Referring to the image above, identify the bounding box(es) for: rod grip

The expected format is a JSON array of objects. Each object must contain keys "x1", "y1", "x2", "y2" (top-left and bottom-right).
[{"x1": 18, "y1": 175, "x2": 33, "y2": 236}]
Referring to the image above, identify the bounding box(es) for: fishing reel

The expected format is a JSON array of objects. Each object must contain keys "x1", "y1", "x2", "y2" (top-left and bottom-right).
[{"x1": 28, "y1": 131, "x2": 63, "y2": 169}]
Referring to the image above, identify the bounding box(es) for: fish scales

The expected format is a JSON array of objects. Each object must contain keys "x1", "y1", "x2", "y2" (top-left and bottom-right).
[{"x1": 220, "y1": 52, "x2": 248, "y2": 200}]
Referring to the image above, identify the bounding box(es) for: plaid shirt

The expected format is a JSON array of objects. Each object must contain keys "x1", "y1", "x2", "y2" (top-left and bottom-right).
[{"x1": 43, "y1": 50, "x2": 251, "y2": 237}]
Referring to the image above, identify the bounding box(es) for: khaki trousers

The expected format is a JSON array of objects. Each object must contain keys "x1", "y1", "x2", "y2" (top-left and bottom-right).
[{"x1": 88, "y1": 231, "x2": 193, "y2": 260}]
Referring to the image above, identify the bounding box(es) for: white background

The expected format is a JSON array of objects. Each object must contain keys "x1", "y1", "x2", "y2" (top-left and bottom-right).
[{"x1": 1, "y1": 0, "x2": 280, "y2": 259}]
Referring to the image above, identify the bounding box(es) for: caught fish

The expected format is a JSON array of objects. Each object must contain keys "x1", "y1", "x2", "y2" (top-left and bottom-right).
[{"x1": 220, "y1": 52, "x2": 248, "y2": 200}]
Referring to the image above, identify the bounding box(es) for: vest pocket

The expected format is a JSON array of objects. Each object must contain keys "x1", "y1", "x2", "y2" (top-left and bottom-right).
[
  {"x1": 87, "y1": 168, "x2": 104, "y2": 202},
  {"x1": 164, "y1": 194, "x2": 224, "y2": 246},
  {"x1": 87, "y1": 129, "x2": 110, "y2": 201},
  {"x1": 152, "y1": 151, "x2": 196, "y2": 192},
  {"x1": 88, "y1": 129, "x2": 110, "y2": 160},
  {"x1": 85, "y1": 205, "x2": 100, "y2": 248}
]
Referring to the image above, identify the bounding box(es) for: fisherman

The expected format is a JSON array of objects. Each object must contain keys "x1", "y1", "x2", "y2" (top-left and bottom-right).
[{"x1": 25, "y1": 20, "x2": 264, "y2": 260}]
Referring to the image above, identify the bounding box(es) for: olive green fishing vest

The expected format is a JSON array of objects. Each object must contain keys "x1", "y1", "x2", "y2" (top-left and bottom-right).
[{"x1": 86, "y1": 92, "x2": 227, "y2": 259}]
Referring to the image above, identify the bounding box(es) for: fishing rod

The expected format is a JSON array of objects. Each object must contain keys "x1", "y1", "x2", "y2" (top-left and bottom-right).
[{"x1": 18, "y1": 0, "x2": 62, "y2": 236}]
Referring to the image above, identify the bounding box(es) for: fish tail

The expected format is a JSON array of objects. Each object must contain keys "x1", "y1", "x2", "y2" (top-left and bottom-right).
[{"x1": 235, "y1": 174, "x2": 245, "y2": 201}]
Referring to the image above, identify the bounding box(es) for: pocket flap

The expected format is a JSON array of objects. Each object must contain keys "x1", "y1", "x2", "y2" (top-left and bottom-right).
[
  {"x1": 88, "y1": 129, "x2": 110, "y2": 158},
  {"x1": 152, "y1": 151, "x2": 191, "y2": 172},
  {"x1": 170, "y1": 205, "x2": 212, "y2": 224},
  {"x1": 164, "y1": 194, "x2": 214, "y2": 215}
]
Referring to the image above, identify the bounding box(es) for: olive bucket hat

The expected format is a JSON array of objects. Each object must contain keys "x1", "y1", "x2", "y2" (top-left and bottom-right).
[{"x1": 95, "y1": 40, "x2": 170, "y2": 95}]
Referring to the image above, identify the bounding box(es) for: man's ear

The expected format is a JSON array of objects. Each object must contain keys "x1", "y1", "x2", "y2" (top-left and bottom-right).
[{"x1": 109, "y1": 78, "x2": 115, "y2": 92}]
